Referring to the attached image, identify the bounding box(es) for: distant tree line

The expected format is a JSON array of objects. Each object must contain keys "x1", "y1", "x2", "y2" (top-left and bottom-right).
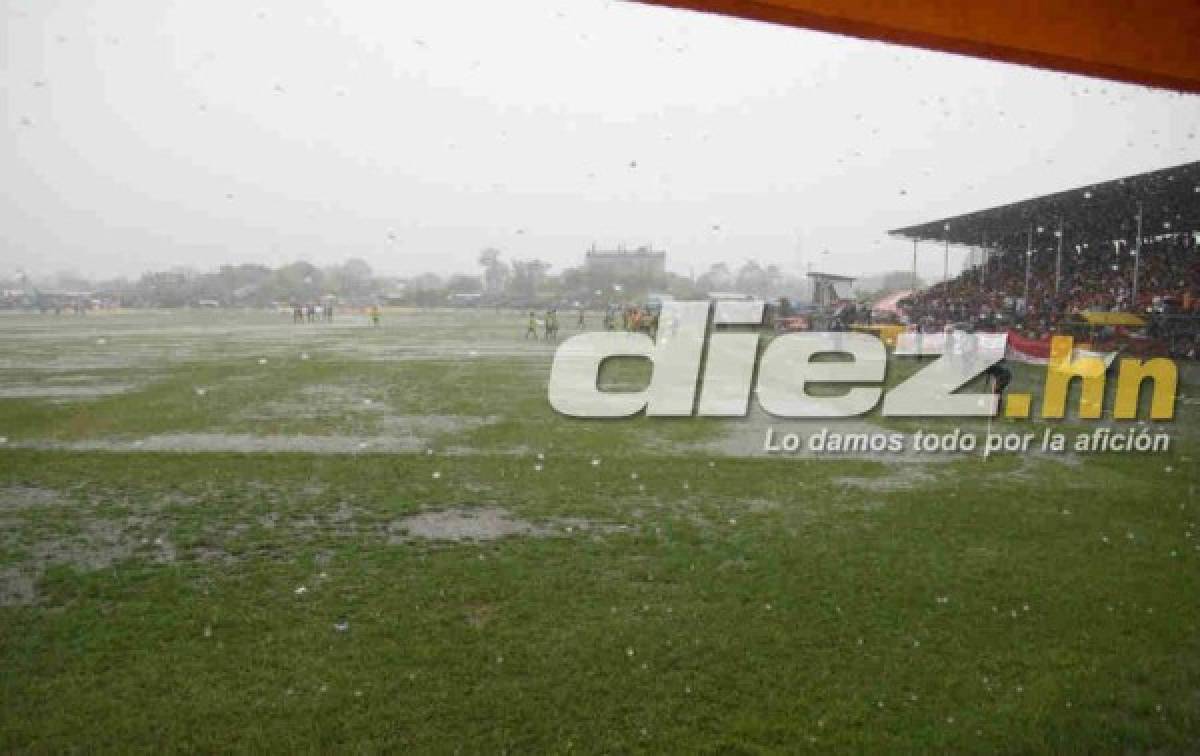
[
  {"x1": 1, "y1": 254, "x2": 922, "y2": 310},
  {"x1": 1, "y1": 259, "x2": 385, "y2": 309}
]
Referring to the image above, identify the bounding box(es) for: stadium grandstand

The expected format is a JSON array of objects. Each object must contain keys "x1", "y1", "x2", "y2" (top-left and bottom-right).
[{"x1": 889, "y1": 160, "x2": 1200, "y2": 359}]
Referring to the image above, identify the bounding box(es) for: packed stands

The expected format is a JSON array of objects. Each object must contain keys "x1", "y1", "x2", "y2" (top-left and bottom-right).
[{"x1": 890, "y1": 161, "x2": 1200, "y2": 358}]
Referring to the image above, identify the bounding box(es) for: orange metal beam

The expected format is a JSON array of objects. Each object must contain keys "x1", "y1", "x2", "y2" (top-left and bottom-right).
[{"x1": 638, "y1": 0, "x2": 1200, "y2": 93}]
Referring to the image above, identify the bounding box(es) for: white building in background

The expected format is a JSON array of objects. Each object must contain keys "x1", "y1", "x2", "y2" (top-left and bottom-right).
[{"x1": 584, "y1": 245, "x2": 666, "y2": 285}]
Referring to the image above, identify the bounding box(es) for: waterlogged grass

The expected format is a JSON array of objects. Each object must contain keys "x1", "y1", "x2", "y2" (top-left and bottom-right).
[
  {"x1": 1, "y1": 450, "x2": 1197, "y2": 751},
  {"x1": 0, "y1": 310, "x2": 1197, "y2": 751}
]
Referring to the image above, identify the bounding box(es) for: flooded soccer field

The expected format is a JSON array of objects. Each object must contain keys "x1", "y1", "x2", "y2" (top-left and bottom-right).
[{"x1": 1, "y1": 308, "x2": 1198, "y2": 751}]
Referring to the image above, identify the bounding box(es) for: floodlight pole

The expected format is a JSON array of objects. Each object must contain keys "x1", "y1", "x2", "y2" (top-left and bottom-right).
[
  {"x1": 943, "y1": 236, "x2": 949, "y2": 284},
  {"x1": 1131, "y1": 201, "x2": 1143, "y2": 311},
  {"x1": 1023, "y1": 224, "x2": 1033, "y2": 317},
  {"x1": 1054, "y1": 217, "x2": 1064, "y2": 296}
]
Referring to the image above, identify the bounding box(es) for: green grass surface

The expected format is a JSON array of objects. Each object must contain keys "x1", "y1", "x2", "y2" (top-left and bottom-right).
[{"x1": 0, "y1": 309, "x2": 1197, "y2": 752}]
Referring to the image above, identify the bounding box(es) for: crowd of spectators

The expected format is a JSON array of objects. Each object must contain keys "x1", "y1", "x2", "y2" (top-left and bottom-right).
[
  {"x1": 905, "y1": 231, "x2": 1200, "y2": 326},
  {"x1": 898, "y1": 231, "x2": 1200, "y2": 358}
]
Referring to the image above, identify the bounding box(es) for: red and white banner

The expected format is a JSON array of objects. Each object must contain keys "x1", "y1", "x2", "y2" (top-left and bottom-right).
[{"x1": 1005, "y1": 330, "x2": 1116, "y2": 367}]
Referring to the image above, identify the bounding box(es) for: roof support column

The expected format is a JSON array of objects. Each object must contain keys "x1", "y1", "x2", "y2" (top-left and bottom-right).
[
  {"x1": 1054, "y1": 217, "x2": 1064, "y2": 297},
  {"x1": 1131, "y1": 202, "x2": 1143, "y2": 311},
  {"x1": 1024, "y1": 224, "x2": 1033, "y2": 318},
  {"x1": 943, "y1": 235, "x2": 949, "y2": 285},
  {"x1": 981, "y1": 231, "x2": 987, "y2": 289},
  {"x1": 912, "y1": 238, "x2": 918, "y2": 296}
]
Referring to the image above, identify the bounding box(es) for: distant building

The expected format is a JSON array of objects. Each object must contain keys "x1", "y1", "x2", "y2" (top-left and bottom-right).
[
  {"x1": 806, "y1": 272, "x2": 856, "y2": 307},
  {"x1": 585, "y1": 245, "x2": 666, "y2": 284}
]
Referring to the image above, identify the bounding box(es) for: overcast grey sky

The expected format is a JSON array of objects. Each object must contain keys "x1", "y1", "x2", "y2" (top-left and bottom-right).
[{"x1": 3, "y1": 0, "x2": 1199, "y2": 283}]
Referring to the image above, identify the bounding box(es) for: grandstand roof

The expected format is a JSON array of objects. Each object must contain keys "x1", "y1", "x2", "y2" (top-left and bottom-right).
[{"x1": 889, "y1": 160, "x2": 1200, "y2": 246}]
